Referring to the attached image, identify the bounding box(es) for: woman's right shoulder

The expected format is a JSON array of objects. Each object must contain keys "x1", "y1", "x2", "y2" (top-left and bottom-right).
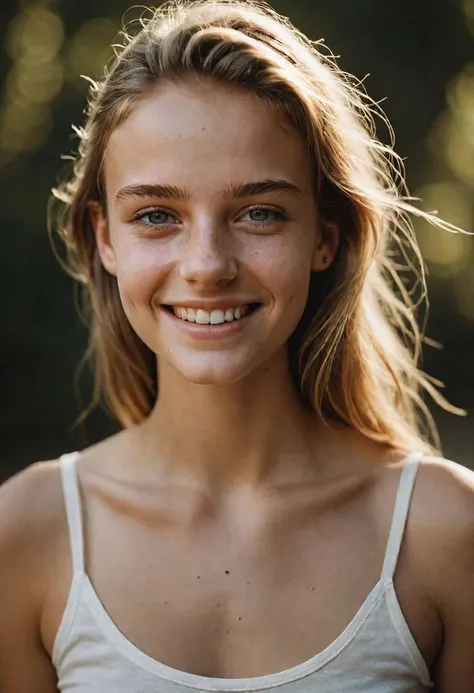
[
  {"x1": 0, "y1": 430, "x2": 137, "y2": 558},
  {"x1": 0, "y1": 459, "x2": 77, "y2": 689},
  {"x1": 0, "y1": 459, "x2": 69, "y2": 681},
  {"x1": 0, "y1": 458, "x2": 67, "y2": 568},
  {"x1": 0, "y1": 437, "x2": 122, "y2": 553}
]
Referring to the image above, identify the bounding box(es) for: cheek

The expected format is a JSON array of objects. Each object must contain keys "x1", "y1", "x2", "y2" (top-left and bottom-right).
[
  {"x1": 113, "y1": 240, "x2": 173, "y2": 307},
  {"x1": 251, "y1": 235, "x2": 313, "y2": 302}
]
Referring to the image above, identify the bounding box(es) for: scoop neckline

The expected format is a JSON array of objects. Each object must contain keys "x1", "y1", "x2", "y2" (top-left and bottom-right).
[{"x1": 81, "y1": 573, "x2": 387, "y2": 690}]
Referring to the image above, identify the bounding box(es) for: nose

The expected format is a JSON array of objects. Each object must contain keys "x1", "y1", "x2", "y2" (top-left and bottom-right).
[{"x1": 179, "y1": 218, "x2": 238, "y2": 286}]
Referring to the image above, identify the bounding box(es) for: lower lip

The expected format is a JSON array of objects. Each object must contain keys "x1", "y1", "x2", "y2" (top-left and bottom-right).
[{"x1": 161, "y1": 307, "x2": 259, "y2": 340}]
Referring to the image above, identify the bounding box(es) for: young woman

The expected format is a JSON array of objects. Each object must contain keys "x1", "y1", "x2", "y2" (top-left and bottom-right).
[{"x1": 0, "y1": 1, "x2": 473, "y2": 691}]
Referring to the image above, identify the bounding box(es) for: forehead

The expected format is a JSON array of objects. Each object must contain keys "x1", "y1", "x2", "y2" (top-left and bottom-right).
[{"x1": 105, "y1": 79, "x2": 313, "y2": 197}]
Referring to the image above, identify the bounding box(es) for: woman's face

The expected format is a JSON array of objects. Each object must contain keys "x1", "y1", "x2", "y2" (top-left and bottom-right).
[{"x1": 94, "y1": 79, "x2": 336, "y2": 385}]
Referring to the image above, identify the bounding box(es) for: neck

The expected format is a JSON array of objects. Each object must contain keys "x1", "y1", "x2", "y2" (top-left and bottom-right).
[{"x1": 138, "y1": 349, "x2": 326, "y2": 493}]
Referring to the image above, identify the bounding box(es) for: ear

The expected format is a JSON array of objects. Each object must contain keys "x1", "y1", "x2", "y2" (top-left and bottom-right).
[
  {"x1": 89, "y1": 201, "x2": 117, "y2": 276},
  {"x1": 311, "y1": 220, "x2": 340, "y2": 272}
]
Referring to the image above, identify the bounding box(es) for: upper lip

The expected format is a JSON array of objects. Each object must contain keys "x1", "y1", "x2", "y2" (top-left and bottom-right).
[{"x1": 162, "y1": 300, "x2": 260, "y2": 310}]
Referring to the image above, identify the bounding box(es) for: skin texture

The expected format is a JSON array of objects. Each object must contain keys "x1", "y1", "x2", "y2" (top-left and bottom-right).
[{"x1": 0, "y1": 80, "x2": 473, "y2": 692}]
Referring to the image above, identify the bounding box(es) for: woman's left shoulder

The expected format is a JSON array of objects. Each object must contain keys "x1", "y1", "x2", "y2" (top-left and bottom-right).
[
  {"x1": 411, "y1": 456, "x2": 474, "y2": 686},
  {"x1": 410, "y1": 454, "x2": 474, "y2": 595},
  {"x1": 415, "y1": 454, "x2": 474, "y2": 529}
]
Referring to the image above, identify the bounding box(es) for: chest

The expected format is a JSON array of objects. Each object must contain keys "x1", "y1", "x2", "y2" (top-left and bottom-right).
[{"x1": 43, "y1": 479, "x2": 440, "y2": 678}]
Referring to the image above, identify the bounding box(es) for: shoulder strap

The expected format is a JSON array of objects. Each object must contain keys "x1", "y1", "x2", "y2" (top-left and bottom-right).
[
  {"x1": 59, "y1": 452, "x2": 84, "y2": 574},
  {"x1": 381, "y1": 451, "x2": 423, "y2": 581}
]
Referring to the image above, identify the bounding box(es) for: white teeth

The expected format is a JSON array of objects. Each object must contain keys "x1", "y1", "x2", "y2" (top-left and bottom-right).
[
  {"x1": 195, "y1": 309, "x2": 210, "y2": 324},
  {"x1": 210, "y1": 309, "x2": 225, "y2": 324},
  {"x1": 171, "y1": 304, "x2": 253, "y2": 324}
]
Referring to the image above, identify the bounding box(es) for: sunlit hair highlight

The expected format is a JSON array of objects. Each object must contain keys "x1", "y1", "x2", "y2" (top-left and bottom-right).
[{"x1": 49, "y1": 0, "x2": 465, "y2": 454}]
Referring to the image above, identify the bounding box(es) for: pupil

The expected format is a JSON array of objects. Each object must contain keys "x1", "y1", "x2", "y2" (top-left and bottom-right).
[
  {"x1": 150, "y1": 212, "x2": 165, "y2": 223},
  {"x1": 251, "y1": 209, "x2": 268, "y2": 222}
]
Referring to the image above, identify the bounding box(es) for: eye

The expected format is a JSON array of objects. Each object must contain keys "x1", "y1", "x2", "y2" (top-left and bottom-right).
[
  {"x1": 239, "y1": 206, "x2": 286, "y2": 225},
  {"x1": 132, "y1": 208, "x2": 178, "y2": 228}
]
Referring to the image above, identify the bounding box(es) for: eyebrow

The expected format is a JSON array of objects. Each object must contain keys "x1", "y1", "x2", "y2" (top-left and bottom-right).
[
  {"x1": 225, "y1": 179, "x2": 302, "y2": 198},
  {"x1": 115, "y1": 183, "x2": 189, "y2": 204},
  {"x1": 114, "y1": 178, "x2": 302, "y2": 204}
]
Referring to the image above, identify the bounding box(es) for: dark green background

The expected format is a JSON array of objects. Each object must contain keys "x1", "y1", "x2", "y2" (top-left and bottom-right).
[{"x1": 1, "y1": 0, "x2": 473, "y2": 481}]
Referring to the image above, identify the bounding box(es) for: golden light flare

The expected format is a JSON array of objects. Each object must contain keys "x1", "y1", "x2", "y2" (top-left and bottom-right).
[
  {"x1": 67, "y1": 18, "x2": 118, "y2": 88},
  {"x1": 462, "y1": 0, "x2": 474, "y2": 34},
  {"x1": 6, "y1": 7, "x2": 64, "y2": 64},
  {"x1": 415, "y1": 182, "x2": 472, "y2": 277},
  {"x1": 6, "y1": 60, "x2": 64, "y2": 105},
  {"x1": 420, "y1": 53, "x2": 474, "y2": 320},
  {"x1": 428, "y1": 64, "x2": 474, "y2": 185},
  {"x1": 0, "y1": 102, "x2": 52, "y2": 153},
  {"x1": 0, "y1": 5, "x2": 64, "y2": 157}
]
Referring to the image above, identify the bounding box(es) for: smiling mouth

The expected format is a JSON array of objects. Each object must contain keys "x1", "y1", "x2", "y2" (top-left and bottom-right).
[{"x1": 161, "y1": 303, "x2": 261, "y2": 325}]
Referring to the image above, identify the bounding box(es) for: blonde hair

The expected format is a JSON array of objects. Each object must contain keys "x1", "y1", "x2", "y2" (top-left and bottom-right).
[{"x1": 49, "y1": 0, "x2": 464, "y2": 454}]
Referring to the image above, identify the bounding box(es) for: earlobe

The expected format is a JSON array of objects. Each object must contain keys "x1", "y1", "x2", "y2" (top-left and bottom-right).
[
  {"x1": 89, "y1": 201, "x2": 117, "y2": 276},
  {"x1": 311, "y1": 221, "x2": 340, "y2": 272}
]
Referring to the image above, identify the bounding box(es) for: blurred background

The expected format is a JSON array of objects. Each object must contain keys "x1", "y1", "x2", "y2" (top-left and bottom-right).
[{"x1": 0, "y1": 0, "x2": 473, "y2": 482}]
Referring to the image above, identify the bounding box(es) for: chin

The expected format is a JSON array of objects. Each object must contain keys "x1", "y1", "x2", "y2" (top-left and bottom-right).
[
  {"x1": 167, "y1": 351, "x2": 262, "y2": 386},
  {"x1": 173, "y1": 365, "x2": 250, "y2": 386},
  {"x1": 182, "y1": 373, "x2": 236, "y2": 385}
]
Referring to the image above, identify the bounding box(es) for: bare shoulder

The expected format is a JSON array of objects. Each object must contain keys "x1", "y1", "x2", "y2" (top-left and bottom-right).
[
  {"x1": 0, "y1": 457, "x2": 69, "y2": 629},
  {"x1": 410, "y1": 455, "x2": 474, "y2": 614},
  {"x1": 0, "y1": 457, "x2": 65, "y2": 536},
  {"x1": 413, "y1": 455, "x2": 474, "y2": 538},
  {"x1": 411, "y1": 457, "x2": 474, "y2": 689},
  {"x1": 0, "y1": 432, "x2": 134, "y2": 558},
  {"x1": 0, "y1": 458, "x2": 66, "y2": 595},
  {"x1": 0, "y1": 458, "x2": 67, "y2": 692}
]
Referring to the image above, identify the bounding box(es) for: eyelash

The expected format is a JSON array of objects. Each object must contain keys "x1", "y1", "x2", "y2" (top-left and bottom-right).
[
  {"x1": 131, "y1": 205, "x2": 287, "y2": 230},
  {"x1": 240, "y1": 206, "x2": 287, "y2": 225},
  {"x1": 131, "y1": 207, "x2": 177, "y2": 229}
]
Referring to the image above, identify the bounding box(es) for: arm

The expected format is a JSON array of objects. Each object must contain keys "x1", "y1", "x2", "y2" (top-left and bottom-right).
[
  {"x1": 422, "y1": 459, "x2": 474, "y2": 692},
  {"x1": 0, "y1": 464, "x2": 59, "y2": 692}
]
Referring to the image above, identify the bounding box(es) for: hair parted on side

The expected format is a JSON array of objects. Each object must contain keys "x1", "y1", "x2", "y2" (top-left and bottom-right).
[{"x1": 49, "y1": 0, "x2": 466, "y2": 455}]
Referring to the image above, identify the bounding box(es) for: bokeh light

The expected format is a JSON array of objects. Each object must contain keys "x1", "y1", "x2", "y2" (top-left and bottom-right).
[
  {"x1": 462, "y1": 0, "x2": 474, "y2": 35},
  {"x1": 67, "y1": 18, "x2": 118, "y2": 89},
  {"x1": 0, "y1": 5, "x2": 64, "y2": 156},
  {"x1": 428, "y1": 64, "x2": 474, "y2": 187},
  {"x1": 6, "y1": 6, "x2": 64, "y2": 63}
]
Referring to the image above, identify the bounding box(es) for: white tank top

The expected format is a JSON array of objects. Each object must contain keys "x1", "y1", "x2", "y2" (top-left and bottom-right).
[{"x1": 52, "y1": 451, "x2": 434, "y2": 692}]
